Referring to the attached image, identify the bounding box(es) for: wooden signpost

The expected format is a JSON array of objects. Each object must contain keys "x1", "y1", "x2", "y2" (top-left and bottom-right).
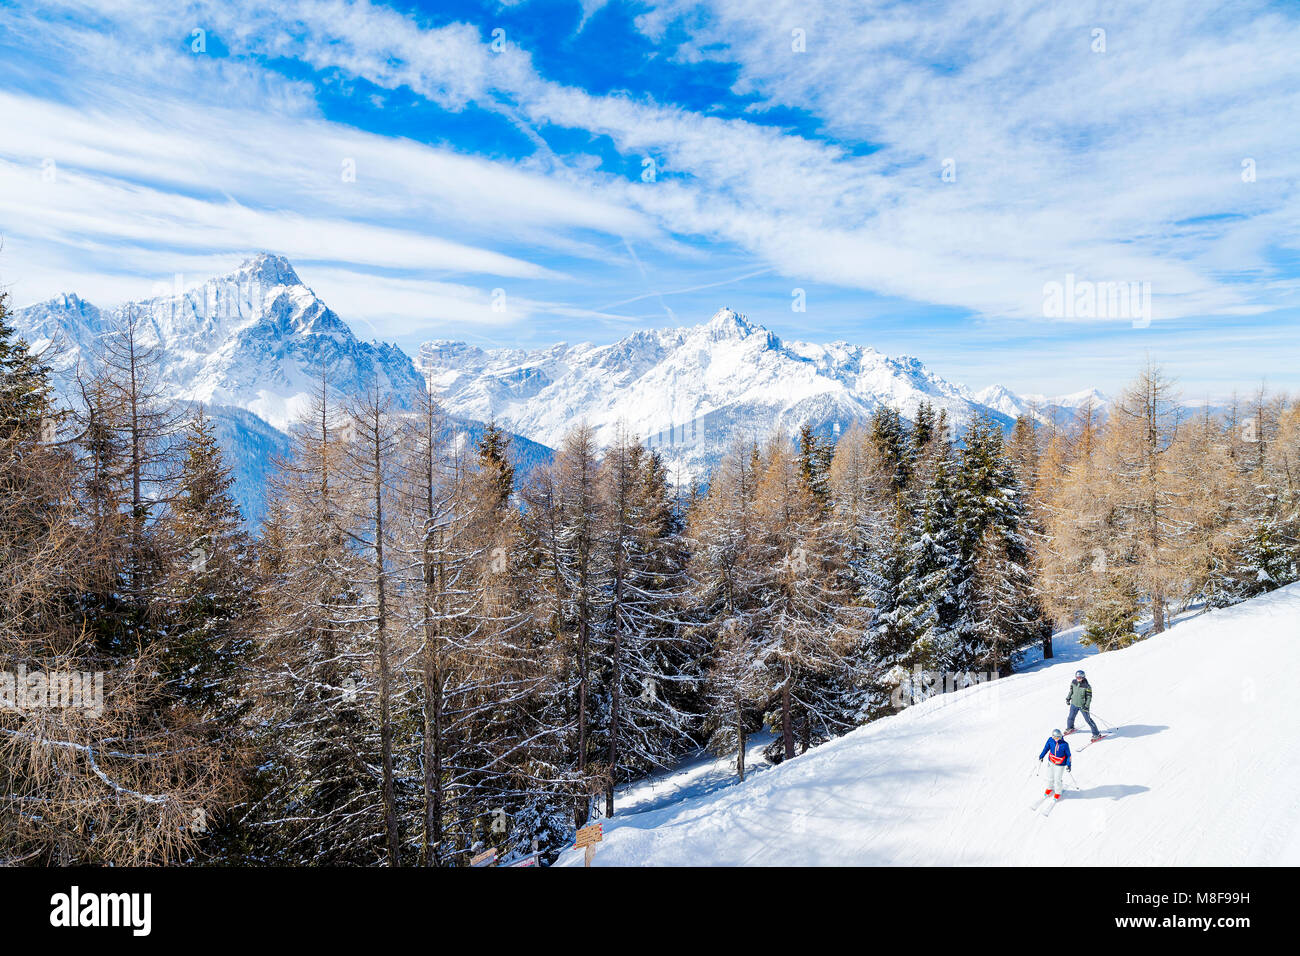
[
  {"x1": 574, "y1": 823, "x2": 603, "y2": 867},
  {"x1": 470, "y1": 847, "x2": 498, "y2": 868}
]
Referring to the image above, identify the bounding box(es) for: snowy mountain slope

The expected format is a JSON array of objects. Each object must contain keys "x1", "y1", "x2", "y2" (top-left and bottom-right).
[
  {"x1": 15, "y1": 255, "x2": 1128, "y2": 501},
  {"x1": 15, "y1": 254, "x2": 427, "y2": 431},
  {"x1": 558, "y1": 583, "x2": 1300, "y2": 866},
  {"x1": 419, "y1": 308, "x2": 1016, "y2": 482},
  {"x1": 206, "y1": 403, "x2": 294, "y2": 525},
  {"x1": 974, "y1": 384, "x2": 1110, "y2": 427},
  {"x1": 204, "y1": 406, "x2": 550, "y2": 526},
  {"x1": 11, "y1": 255, "x2": 550, "y2": 522}
]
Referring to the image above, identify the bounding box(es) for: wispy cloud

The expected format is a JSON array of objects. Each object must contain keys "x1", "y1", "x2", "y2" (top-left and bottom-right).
[{"x1": 1, "y1": 0, "x2": 1298, "y2": 395}]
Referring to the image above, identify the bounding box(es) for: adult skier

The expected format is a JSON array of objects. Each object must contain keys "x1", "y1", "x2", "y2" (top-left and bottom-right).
[
  {"x1": 1065, "y1": 669, "x2": 1102, "y2": 741},
  {"x1": 1038, "y1": 729, "x2": 1071, "y2": 800}
]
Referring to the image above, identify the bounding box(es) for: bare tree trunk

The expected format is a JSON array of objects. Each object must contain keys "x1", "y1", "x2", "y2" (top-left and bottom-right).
[
  {"x1": 425, "y1": 603, "x2": 445, "y2": 863},
  {"x1": 128, "y1": 324, "x2": 142, "y2": 597},
  {"x1": 606, "y1": 440, "x2": 629, "y2": 819},
  {"x1": 573, "y1": 431, "x2": 596, "y2": 829},
  {"x1": 577, "y1": 613, "x2": 589, "y2": 828},
  {"x1": 414, "y1": 395, "x2": 444, "y2": 867},
  {"x1": 736, "y1": 696, "x2": 746, "y2": 782},
  {"x1": 373, "y1": 428, "x2": 400, "y2": 866},
  {"x1": 354, "y1": 390, "x2": 401, "y2": 866},
  {"x1": 607, "y1": 629, "x2": 619, "y2": 819},
  {"x1": 421, "y1": 638, "x2": 443, "y2": 866},
  {"x1": 781, "y1": 664, "x2": 795, "y2": 761}
]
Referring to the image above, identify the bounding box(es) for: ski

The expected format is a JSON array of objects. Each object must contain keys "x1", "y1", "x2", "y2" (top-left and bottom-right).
[
  {"x1": 1029, "y1": 792, "x2": 1054, "y2": 812},
  {"x1": 1077, "y1": 731, "x2": 1116, "y2": 750},
  {"x1": 1039, "y1": 795, "x2": 1060, "y2": 816}
]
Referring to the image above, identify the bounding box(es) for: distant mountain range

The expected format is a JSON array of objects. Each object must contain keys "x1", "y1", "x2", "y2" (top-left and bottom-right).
[
  {"x1": 417, "y1": 307, "x2": 1113, "y2": 480},
  {"x1": 972, "y1": 384, "x2": 1110, "y2": 427},
  {"x1": 13, "y1": 254, "x2": 1109, "y2": 517}
]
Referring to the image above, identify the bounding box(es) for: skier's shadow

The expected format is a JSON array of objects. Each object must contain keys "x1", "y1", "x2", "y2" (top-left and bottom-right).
[
  {"x1": 1072, "y1": 784, "x2": 1149, "y2": 800},
  {"x1": 1105, "y1": 724, "x2": 1167, "y2": 739}
]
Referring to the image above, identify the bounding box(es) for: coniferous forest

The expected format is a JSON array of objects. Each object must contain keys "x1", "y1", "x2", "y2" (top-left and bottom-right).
[{"x1": 3, "y1": 292, "x2": 1298, "y2": 866}]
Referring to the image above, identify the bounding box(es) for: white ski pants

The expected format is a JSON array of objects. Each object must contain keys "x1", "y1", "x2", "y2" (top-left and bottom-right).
[{"x1": 1044, "y1": 761, "x2": 1065, "y2": 794}]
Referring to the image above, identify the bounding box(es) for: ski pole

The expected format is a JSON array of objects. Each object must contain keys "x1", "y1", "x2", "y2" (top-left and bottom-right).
[
  {"x1": 1091, "y1": 713, "x2": 1117, "y2": 730},
  {"x1": 1066, "y1": 769, "x2": 1081, "y2": 791}
]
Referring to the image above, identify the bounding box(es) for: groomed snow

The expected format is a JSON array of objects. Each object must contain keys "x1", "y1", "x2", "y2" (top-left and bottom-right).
[{"x1": 559, "y1": 583, "x2": 1300, "y2": 866}]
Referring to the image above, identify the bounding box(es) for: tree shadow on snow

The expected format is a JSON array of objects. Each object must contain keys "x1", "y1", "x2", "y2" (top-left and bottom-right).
[{"x1": 1071, "y1": 784, "x2": 1150, "y2": 801}]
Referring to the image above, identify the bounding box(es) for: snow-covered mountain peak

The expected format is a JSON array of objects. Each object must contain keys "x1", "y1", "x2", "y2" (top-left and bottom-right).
[
  {"x1": 1035, "y1": 386, "x2": 1108, "y2": 409},
  {"x1": 92, "y1": 251, "x2": 326, "y2": 359},
  {"x1": 13, "y1": 254, "x2": 1111, "y2": 492},
  {"x1": 704, "y1": 307, "x2": 757, "y2": 340},
  {"x1": 975, "y1": 383, "x2": 1110, "y2": 426},
  {"x1": 12, "y1": 255, "x2": 424, "y2": 433},
  {"x1": 54, "y1": 291, "x2": 89, "y2": 312},
  {"x1": 11, "y1": 256, "x2": 561, "y2": 524},
  {"x1": 693, "y1": 308, "x2": 782, "y2": 355},
  {"x1": 231, "y1": 251, "x2": 303, "y2": 289},
  {"x1": 973, "y1": 383, "x2": 1024, "y2": 416},
  {"x1": 417, "y1": 305, "x2": 1025, "y2": 482},
  {"x1": 15, "y1": 292, "x2": 112, "y2": 359}
]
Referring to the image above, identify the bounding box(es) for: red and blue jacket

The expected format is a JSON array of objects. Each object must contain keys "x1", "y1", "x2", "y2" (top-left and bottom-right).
[{"x1": 1039, "y1": 737, "x2": 1071, "y2": 769}]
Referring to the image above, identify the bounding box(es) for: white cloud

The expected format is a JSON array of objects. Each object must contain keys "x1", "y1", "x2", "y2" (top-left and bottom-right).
[
  {"x1": 620, "y1": 0, "x2": 1300, "y2": 320},
  {"x1": 144, "y1": 0, "x2": 1300, "y2": 323},
  {"x1": 301, "y1": 266, "x2": 536, "y2": 339},
  {"x1": 2, "y1": 0, "x2": 1299, "y2": 349}
]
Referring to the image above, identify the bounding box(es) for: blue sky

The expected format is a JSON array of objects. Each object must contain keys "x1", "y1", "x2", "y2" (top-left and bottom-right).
[{"x1": 1, "y1": 0, "x2": 1298, "y2": 399}]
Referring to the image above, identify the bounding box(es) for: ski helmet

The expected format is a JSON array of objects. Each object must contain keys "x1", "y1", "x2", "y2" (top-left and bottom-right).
[
  {"x1": 1075, "y1": 670, "x2": 1086, "y2": 678},
  {"x1": 1051, "y1": 728, "x2": 1063, "y2": 738}
]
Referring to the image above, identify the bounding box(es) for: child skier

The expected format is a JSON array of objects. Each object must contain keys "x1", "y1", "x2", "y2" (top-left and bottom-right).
[
  {"x1": 1065, "y1": 669, "x2": 1102, "y2": 741},
  {"x1": 1038, "y1": 729, "x2": 1071, "y2": 800}
]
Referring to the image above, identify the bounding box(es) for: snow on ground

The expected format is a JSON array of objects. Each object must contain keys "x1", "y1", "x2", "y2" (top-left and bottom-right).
[
  {"x1": 1016, "y1": 601, "x2": 1204, "y2": 673},
  {"x1": 559, "y1": 583, "x2": 1300, "y2": 866},
  {"x1": 609, "y1": 733, "x2": 778, "y2": 818}
]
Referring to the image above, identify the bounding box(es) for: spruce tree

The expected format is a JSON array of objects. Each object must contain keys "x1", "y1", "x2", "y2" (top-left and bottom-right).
[
  {"x1": 869, "y1": 407, "x2": 913, "y2": 493},
  {"x1": 595, "y1": 432, "x2": 695, "y2": 815},
  {"x1": 951, "y1": 418, "x2": 1044, "y2": 675},
  {"x1": 894, "y1": 449, "x2": 961, "y2": 678},
  {"x1": 521, "y1": 425, "x2": 610, "y2": 828},
  {"x1": 159, "y1": 408, "x2": 255, "y2": 723}
]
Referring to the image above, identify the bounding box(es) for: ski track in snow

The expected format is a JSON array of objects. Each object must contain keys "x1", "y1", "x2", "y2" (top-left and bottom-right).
[{"x1": 559, "y1": 584, "x2": 1300, "y2": 866}]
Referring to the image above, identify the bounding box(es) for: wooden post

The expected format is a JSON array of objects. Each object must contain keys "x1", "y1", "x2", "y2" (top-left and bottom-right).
[{"x1": 574, "y1": 823, "x2": 603, "y2": 867}]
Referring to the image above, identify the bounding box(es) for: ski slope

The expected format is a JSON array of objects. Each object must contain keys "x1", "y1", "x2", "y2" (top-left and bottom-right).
[{"x1": 559, "y1": 583, "x2": 1300, "y2": 866}]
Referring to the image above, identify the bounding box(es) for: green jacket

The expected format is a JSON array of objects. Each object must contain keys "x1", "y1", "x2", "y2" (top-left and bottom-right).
[{"x1": 1067, "y1": 679, "x2": 1093, "y2": 709}]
